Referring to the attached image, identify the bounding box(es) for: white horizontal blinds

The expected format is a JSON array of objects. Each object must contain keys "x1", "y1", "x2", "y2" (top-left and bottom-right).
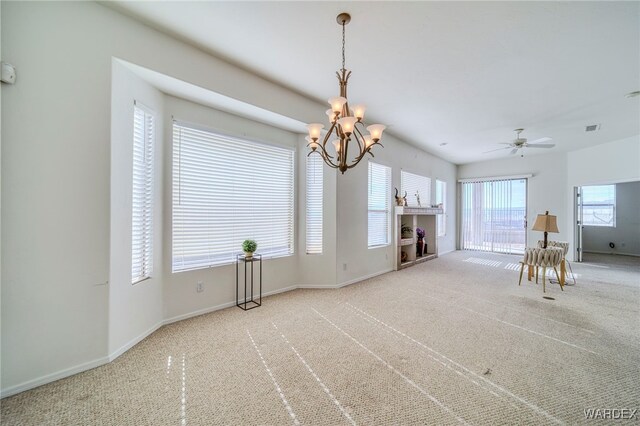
[
  {"x1": 172, "y1": 123, "x2": 295, "y2": 272},
  {"x1": 461, "y1": 178, "x2": 526, "y2": 254},
  {"x1": 132, "y1": 105, "x2": 154, "y2": 284},
  {"x1": 401, "y1": 170, "x2": 431, "y2": 207},
  {"x1": 368, "y1": 161, "x2": 391, "y2": 247},
  {"x1": 581, "y1": 185, "x2": 616, "y2": 227},
  {"x1": 436, "y1": 179, "x2": 446, "y2": 237},
  {"x1": 306, "y1": 154, "x2": 323, "y2": 254}
]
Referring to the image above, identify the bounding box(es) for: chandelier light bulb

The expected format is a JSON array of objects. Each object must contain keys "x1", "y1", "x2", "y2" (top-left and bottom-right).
[
  {"x1": 305, "y1": 136, "x2": 319, "y2": 151},
  {"x1": 338, "y1": 116, "x2": 358, "y2": 135},
  {"x1": 328, "y1": 96, "x2": 347, "y2": 114},
  {"x1": 332, "y1": 139, "x2": 341, "y2": 153},
  {"x1": 306, "y1": 123, "x2": 324, "y2": 140},
  {"x1": 364, "y1": 135, "x2": 374, "y2": 149},
  {"x1": 325, "y1": 109, "x2": 337, "y2": 122},
  {"x1": 351, "y1": 104, "x2": 366, "y2": 121},
  {"x1": 367, "y1": 124, "x2": 386, "y2": 141}
]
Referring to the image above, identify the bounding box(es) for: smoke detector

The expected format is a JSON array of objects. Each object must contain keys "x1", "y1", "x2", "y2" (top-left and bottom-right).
[{"x1": 585, "y1": 124, "x2": 600, "y2": 132}]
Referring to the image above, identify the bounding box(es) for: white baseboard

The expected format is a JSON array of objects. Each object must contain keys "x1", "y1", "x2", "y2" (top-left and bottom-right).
[
  {"x1": 1, "y1": 271, "x2": 395, "y2": 398},
  {"x1": 583, "y1": 250, "x2": 640, "y2": 257},
  {"x1": 337, "y1": 268, "x2": 394, "y2": 288},
  {"x1": 162, "y1": 285, "x2": 299, "y2": 326},
  {"x1": 438, "y1": 249, "x2": 455, "y2": 256},
  {"x1": 0, "y1": 355, "x2": 110, "y2": 399},
  {"x1": 298, "y1": 284, "x2": 340, "y2": 289},
  {"x1": 108, "y1": 322, "x2": 164, "y2": 362}
]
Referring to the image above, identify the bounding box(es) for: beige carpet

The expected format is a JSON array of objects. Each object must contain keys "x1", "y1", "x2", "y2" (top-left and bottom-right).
[{"x1": 2, "y1": 250, "x2": 639, "y2": 425}]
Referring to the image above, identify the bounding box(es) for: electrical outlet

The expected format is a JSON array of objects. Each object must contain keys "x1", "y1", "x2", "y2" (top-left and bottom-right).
[
  {"x1": 196, "y1": 281, "x2": 204, "y2": 293},
  {"x1": 343, "y1": 263, "x2": 347, "y2": 271}
]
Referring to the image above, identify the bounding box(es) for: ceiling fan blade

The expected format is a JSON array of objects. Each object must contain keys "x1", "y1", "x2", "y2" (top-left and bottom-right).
[
  {"x1": 528, "y1": 137, "x2": 552, "y2": 144},
  {"x1": 483, "y1": 146, "x2": 512, "y2": 153},
  {"x1": 527, "y1": 143, "x2": 555, "y2": 148},
  {"x1": 509, "y1": 148, "x2": 519, "y2": 155}
]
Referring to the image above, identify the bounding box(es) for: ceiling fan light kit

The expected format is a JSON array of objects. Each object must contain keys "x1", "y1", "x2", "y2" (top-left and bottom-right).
[{"x1": 305, "y1": 13, "x2": 386, "y2": 174}]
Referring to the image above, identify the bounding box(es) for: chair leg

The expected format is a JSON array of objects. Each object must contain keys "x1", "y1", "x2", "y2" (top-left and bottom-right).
[
  {"x1": 560, "y1": 259, "x2": 566, "y2": 286},
  {"x1": 554, "y1": 267, "x2": 564, "y2": 291},
  {"x1": 542, "y1": 267, "x2": 546, "y2": 293},
  {"x1": 536, "y1": 266, "x2": 539, "y2": 284},
  {"x1": 519, "y1": 263, "x2": 525, "y2": 286},
  {"x1": 528, "y1": 265, "x2": 533, "y2": 281}
]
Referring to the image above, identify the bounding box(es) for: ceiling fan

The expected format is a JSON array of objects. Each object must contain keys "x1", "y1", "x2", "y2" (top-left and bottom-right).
[{"x1": 485, "y1": 129, "x2": 554, "y2": 156}]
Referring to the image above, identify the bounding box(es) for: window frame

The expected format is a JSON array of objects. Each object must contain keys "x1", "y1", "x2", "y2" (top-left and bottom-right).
[
  {"x1": 401, "y1": 170, "x2": 431, "y2": 208},
  {"x1": 367, "y1": 161, "x2": 392, "y2": 249},
  {"x1": 582, "y1": 185, "x2": 616, "y2": 228},
  {"x1": 306, "y1": 154, "x2": 323, "y2": 254},
  {"x1": 171, "y1": 121, "x2": 295, "y2": 272},
  {"x1": 131, "y1": 102, "x2": 155, "y2": 284}
]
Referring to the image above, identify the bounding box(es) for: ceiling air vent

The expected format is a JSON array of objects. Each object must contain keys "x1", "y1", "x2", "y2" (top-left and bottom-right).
[{"x1": 585, "y1": 124, "x2": 601, "y2": 132}]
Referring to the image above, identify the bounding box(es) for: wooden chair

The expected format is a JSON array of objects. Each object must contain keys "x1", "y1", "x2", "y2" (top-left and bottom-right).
[{"x1": 519, "y1": 247, "x2": 564, "y2": 293}]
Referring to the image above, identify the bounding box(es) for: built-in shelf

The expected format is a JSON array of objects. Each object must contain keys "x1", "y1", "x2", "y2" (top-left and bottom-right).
[{"x1": 394, "y1": 206, "x2": 442, "y2": 271}]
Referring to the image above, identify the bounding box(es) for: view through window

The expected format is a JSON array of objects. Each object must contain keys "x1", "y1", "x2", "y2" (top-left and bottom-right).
[
  {"x1": 461, "y1": 178, "x2": 527, "y2": 254},
  {"x1": 581, "y1": 185, "x2": 616, "y2": 227}
]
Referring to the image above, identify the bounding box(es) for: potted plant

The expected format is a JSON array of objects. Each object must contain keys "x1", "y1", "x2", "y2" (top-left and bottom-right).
[
  {"x1": 416, "y1": 227, "x2": 425, "y2": 257},
  {"x1": 242, "y1": 239, "x2": 257, "y2": 259},
  {"x1": 401, "y1": 224, "x2": 413, "y2": 239}
]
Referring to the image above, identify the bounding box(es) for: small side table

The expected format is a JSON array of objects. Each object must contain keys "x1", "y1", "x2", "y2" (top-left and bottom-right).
[{"x1": 236, "y1": 253, "x2": 262, "y2": 310}]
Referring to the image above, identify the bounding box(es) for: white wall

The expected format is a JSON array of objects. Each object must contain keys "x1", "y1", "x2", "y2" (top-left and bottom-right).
[
  {"x1": 109, "y1": 60, "x2": 165, "y2": 357},
  {"x1": 0, "y1": 1, "x2": 459, "y2": 396},
  {"x1": 297, "y1": 135, "x2": 338, "y2": 288},
  {"x1": 161, "y1": 96, "x2": 301, "y2": 321},
  {"x1": 457, "y1": 152, "x2": 569, "y2": 247},
  {"x1": 335, "y1": 134, "x2": 458, "y2": 285},
  {"x1": 582, "y1": 181, "x2": 640, "y2": 256},
  {"x1": 567, "y1": 135, "x2": 640, "y2": 258},
  {"x1": 0, "y1": 1, "x2": 322, "y2": 394}
]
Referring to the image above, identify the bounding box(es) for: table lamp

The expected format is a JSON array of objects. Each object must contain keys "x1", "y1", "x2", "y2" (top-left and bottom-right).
[{"x1": 532, "y1": 211, "x2": 559, "y2": 248}]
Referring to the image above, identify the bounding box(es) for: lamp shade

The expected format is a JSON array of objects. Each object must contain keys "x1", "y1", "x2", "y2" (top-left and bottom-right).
[{"x1": 532, "y1": 212, "x2": 559, "y2": 233}]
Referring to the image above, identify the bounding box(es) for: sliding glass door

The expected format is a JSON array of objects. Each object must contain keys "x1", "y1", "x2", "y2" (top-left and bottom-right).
[{"x1": 461, "y1": 178, "x2": 527, "y2": 254}]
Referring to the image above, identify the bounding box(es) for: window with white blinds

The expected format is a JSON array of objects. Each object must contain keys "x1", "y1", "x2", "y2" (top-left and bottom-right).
[
  {"x1": 306, "y1": 154, "x2": 323, "y2": 254},
  {"x1": 436, "y1": 179, "x2": 446, "y2": 237},
  {"x1": 368, "y1": 161, "x2": 391, "y2": 248},
  {"x1": 401, "y1": 170, "x2": 431, "y2": 207},
  {"x1": 131, "y1": 104, "x2": 154, "y2": 284},
  {"x1": 172, "y1": 122, "x2": 295, "y2": 272},
  {"x1": 461, "y1": 178, "x2": 527, "y2": 254}
]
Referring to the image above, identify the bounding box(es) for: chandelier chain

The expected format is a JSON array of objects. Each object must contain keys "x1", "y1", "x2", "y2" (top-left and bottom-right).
[{"x1": 342, "y1": 21, "x2": 346, "y2": 70}]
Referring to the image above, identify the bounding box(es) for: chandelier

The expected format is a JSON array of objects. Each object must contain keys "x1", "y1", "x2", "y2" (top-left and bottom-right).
[{"x1": 306, "y1": 13, "x2": 386, "y2": 174}]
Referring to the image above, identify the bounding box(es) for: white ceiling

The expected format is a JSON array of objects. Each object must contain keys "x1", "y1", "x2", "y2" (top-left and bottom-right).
[{"x1": 108, "y1": 1, "x2": 640, "y2": 165}]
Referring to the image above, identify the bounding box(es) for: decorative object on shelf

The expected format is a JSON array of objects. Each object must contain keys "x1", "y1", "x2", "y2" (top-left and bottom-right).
[
  {"x1": 415, "y1": 190, "x2": 422, "y2": 207},
  {"x1": 242, "y1": 239, "x2": 257, "y2": 259},
  {"x1": 305, "y1": 13, "x2": 386, "y2": 174},
  {"x1": 394, "y1": 188, "x2": 407, "y2": 206},
  {"x1": 416, "y1": 227, "x2": 425, "y2": 257},
  {"x1": 532, "y1": 211, "x2": 559, "y2": 248},
  {"x1": 401, "y1": 224, "x2": 413, "y2": 239},
  {"x1": 401, "y1": 251, "x2": 408, "y2": 263}
]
